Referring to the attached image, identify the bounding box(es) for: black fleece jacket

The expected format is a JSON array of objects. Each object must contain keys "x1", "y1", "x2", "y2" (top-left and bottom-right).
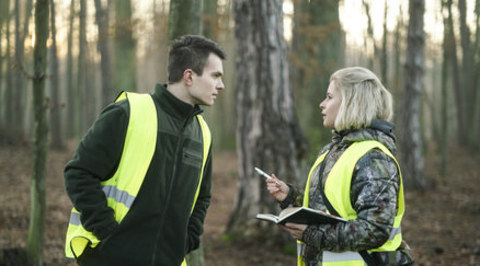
[{"x1": 64, "y1": 83, "x2": 212, "y2": 266}]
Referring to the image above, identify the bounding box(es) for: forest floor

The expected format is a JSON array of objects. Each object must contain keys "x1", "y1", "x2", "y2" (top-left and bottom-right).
[{"x1": 0, "y1": 141, "x2": 479, "y2": 265}]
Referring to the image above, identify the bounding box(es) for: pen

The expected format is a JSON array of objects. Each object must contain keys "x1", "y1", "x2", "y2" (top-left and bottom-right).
[{"x1": 255, "y1": 167, "x2": 280, "y2": 184}]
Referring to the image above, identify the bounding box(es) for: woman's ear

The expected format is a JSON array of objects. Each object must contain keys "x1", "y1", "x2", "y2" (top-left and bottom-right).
[{"x1": 183, "y1": 69, "x2": 194, "y2": 86}]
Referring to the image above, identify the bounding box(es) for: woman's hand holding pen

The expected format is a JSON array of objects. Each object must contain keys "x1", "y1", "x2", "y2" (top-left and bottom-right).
[
  {"x1": 265, "y1": 174, "x2": 289, "y2": 202},
  {"x1": 264, "y1": 174, "x2": 308, "y2": 241}
]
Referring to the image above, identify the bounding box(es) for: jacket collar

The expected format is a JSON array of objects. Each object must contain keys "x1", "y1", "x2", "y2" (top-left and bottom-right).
[
  {"x1": 153, "y1": 83, "x2": 203, "y2": 120},
  {"x1": 332, "y1": 119, "x2": 397, "y2": 154}
]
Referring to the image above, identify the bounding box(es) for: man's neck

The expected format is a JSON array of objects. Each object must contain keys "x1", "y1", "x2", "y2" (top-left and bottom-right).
[{"x1": 166, "y1": 83, "x2": 194, "y2": 106}]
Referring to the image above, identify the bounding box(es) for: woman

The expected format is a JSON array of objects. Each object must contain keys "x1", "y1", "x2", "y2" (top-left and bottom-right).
[{"x1": 266, "y1": 67, "x2": 414, "y2": 265}]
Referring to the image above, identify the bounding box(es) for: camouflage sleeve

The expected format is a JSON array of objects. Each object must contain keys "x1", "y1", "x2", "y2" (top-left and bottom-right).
[
  {"x1": 302, "y1": 150, "x2": 400, "y2": 252},
  {"x1": 279, "y1": 184, "x2": 303, "y2": 209}
]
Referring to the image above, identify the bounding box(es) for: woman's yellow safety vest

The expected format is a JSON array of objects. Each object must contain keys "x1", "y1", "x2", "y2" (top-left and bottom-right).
[
  {"x1": 297, "y1": 140, "x2": 405, "y2": 266},
  {"x1": 65, "y1": 92, "x2": 211, "y2": 264}
]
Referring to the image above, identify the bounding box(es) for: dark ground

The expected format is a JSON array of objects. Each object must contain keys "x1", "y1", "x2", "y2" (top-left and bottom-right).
[{"x1": 0, "y1": 142, "x2": 479, "y2": 265}]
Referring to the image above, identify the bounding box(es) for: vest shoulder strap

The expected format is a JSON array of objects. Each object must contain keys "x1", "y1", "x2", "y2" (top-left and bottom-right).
[
  {"x1": 190, "y1": 115, "x2": 211, "y2": 213},
  {"x1": 325, "y1": 140, "x2": 396, "y2": 218}
]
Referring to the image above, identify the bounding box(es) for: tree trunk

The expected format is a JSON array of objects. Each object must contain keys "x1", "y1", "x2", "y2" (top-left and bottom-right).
[
  {"x1": 440, "y1": 0, "x2": 450, "y2": 177},
  {"x1": 202, "y1": 0, "x2": 217, "y2": 39},
  {"x1": 392, "y1": 4, "x2": 404, "y2": 122},
  {"x1": 168, "y1": 0, "x2": 205, "y2": 264},
  {"x1": 114, "y1": 0, "x2": 137, "y2": 92},
  {"x1": 13, "y1": 0, "x2": 33, "y2": 140},
  {"x1": 446, "y1": 0, "x2": 467, "y2": 145},
  {"x1": 94, "y1": 0, "x2": 114, "y2": 107},
  {"x1": 458, "y1": 0, "x2": 477, "y2": 146},
  {"x1": 381, "y1": 2, "x2": 388, "y2": 85},
  {"x1": 13, "y1": 0, "x2": 20, "y2": 133},
  {"x1": 0, "y1": 0, "x2": 10, "y2": 126},
  {"x1": 26, "y1": 0, "x2": 49, "y2": 265},
  {"x1": 77, "y1": 0, "x2": 87, "y2": 133},
  {"x1": 201, "y1": 0, "x2": 229, "y2": 151},
  {"x1": 228, "y1": 0, "x2": 307, "y2": 242},
  {"x1": 290, "y1": 0, "x2": 309, "y2": 151},
  {"x1": 290, "y1": 0, "x2": 343, "y2": 151},
  {"x1": 399, "y1": 0, "x2": 428, "y2": 190},
  {"x1": 65, "y1": 0, "x2": 75, "y2": 138},
  {"x1": 5, "y1": 2, "x2": 14, "y2": 131},
  {"x1": 0, "y1": 0, "x2": 6, "y2": 103},
  {"x1": 473, "y1": 0, "x2": 480, "y2": 145},
  {"x1": 48, "y1": 0, "x2": 64, "y2": 150},
  {"x1": 363, "y1": 0, "x2": 377, "y2": 70},
  {"x1": 168, "y1": 0, "x2": 203, "y2": 40}
]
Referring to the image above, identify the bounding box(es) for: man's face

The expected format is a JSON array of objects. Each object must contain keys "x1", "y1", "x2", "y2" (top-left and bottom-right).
[{"x1": 187, "y1": 53, "x2": 224, "y2": 106}]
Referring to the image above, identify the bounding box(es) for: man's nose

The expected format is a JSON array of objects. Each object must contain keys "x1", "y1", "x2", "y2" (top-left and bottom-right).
[{"x1": 217, "y1": 80, "x2": 225, "y2": 90}]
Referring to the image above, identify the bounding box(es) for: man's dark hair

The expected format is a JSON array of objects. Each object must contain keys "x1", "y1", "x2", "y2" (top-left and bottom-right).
[{"x1": 168, "y1": 35, "x2": 226, "y2": 83}]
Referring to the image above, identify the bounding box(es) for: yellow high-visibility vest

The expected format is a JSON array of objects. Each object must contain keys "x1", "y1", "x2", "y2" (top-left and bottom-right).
[
  {"x1": 65, "y1": 92, "x2": 211, "y2": 263},
  {"x1": 298, "y1": 140, "x2": 404, "y2": 266}
]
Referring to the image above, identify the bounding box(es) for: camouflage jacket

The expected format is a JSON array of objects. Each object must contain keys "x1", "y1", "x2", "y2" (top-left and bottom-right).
[{"x1": 280, "y1": 120, "x2": 414, "y2": 265}]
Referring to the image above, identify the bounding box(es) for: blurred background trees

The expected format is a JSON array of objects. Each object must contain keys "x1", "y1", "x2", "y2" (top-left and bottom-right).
[
  {"x1": 2, "y1": 0, "x2": 478, "y2": 177},
  {"x1": 1, "y1": 0, "x2": 477, "y2": 157}
]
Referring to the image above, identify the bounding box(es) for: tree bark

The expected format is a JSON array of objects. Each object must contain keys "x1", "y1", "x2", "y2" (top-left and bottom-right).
[
  {"x1": 94, "y1": 0, "x2": 114, "y2": 107},
  {"x1": 48, "y1": 0, "x2": 64, "y2": 150},
  {"x1": 201, "y1": 0, "x2": 233, "y2": 151},
  {"x1": 65, "y1": 0, "x2": 75, "y2": 138},
  {"x1": 0, "y1": 0, "x2": 11, "y2": 127},
  {"x1": 363, "y1": 0, "x2": 377, "y2": 70},
  {"x1": 168, "y1": 0, "x2": 203, "y2": 40},
  {"x1": 446, "y1": 0, "x2": 467, "y2": 145},
  {"x1": 5, "y1": 1, "x2": 13, "y2": 130},
  {"x1": 399, "y1": 0, "x2": 428, "y2": 190},
  {"x1": 26, "y1": 0, "x2": 49, "y2": 265},
  {"x1": 77, "y1": 0, "x2": 91, "y2": 133},
  {"x1": 114, "y1": 0, "x2": 137, "y2": 92},
  {"x1": 292, "y1": 0, "x2": 343, "y2": 150},
  {"x1": 0, "y1": 0, "x2": 6, "y2": 109},
  {"x1": 228, "y1": 0, "x2": 307, "y2": 241},
  {"x1": 473, "y1": 0, "x2": 480, "y2": 145},
  {"x1": 392, "y1": 4, "x2": 404, "y2": 122},
  {"x1": 202, "y1": 0, "x2": 217, "y2": 39},
  {"x1": 13, "y1": 0, "x2": 33, "y2": 140},
  {"x1": 440, "y1": 0, "x2": 450, "y2": 177},
  {"x1": 457, "y1": 0, "x2": 476, "y2": 145},
  {"x1": 381, "y1": 2, "x2": 388, "y2": 85}
]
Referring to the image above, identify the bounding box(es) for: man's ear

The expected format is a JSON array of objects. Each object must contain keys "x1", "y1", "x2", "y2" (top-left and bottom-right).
[{"x1": 183, "y1": 69, "x2": 194, "y2": 86}]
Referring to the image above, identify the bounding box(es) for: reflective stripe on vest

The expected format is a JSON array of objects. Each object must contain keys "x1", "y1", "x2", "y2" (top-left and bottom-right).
[
  {"x1": 323, "y1": 251, "x2": 366, "y2": 265},
  {"x1": 65, "y1": 92, "x2": 211, "y2": 261},
  {"x1": 297, "y1": 140, "x2": 404, "y2": 266}
]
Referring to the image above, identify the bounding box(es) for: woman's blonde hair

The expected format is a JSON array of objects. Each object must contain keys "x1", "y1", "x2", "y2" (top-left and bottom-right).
[{"x1": 330, "y1": 67, "x2": 393, "y2": 131}]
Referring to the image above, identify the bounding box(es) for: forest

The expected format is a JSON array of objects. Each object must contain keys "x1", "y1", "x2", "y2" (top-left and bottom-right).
[{"x1": 0, "y1": 0, "x2": 479, "y2": 265}]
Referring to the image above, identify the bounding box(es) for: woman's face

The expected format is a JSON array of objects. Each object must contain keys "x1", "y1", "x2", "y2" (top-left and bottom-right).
[{"x1": 319, "y1": 81, "x2": 342, "y2": 129}]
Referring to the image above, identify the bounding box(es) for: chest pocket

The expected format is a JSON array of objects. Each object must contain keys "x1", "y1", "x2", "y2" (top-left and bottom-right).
[{"x1": 182, "y1": 147, "x2": 203, "y2": 168}]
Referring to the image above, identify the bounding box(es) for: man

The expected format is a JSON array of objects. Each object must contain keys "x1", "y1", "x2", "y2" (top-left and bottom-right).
[{"x1": 64, "y1": 35, "x2": 226, "y2": 265}]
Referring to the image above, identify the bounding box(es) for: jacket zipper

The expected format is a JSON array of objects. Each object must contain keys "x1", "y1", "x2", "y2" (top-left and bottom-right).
[{"x1": 151, "y1": 110, "x2": 201, "y2": 265}]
